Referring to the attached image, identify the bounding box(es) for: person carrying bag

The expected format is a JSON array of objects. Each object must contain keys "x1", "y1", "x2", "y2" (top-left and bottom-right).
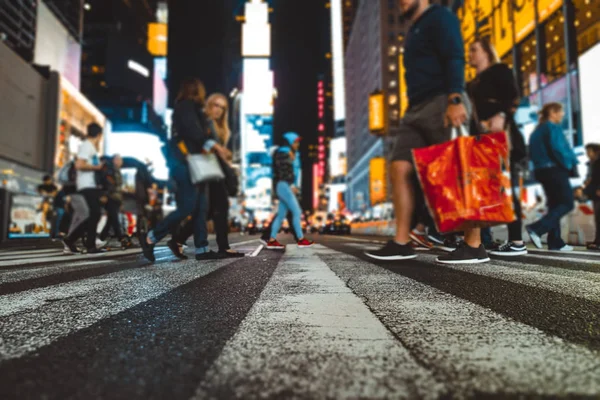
[{"x1": 140, "y1": 78, "x2": 230, "y2": 262}]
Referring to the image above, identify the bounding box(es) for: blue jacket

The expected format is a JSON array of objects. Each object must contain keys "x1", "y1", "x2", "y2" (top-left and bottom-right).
[
  {"x1": 529, "y1": 121, "x2": 578, "y2": 171},
  {"x1": 403, "y1": 5, "x2": 465, "y2": 107}
]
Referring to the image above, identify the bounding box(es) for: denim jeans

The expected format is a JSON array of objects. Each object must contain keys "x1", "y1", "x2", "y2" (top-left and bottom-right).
[
  {"x1": 51, "y1": 208, "x2": 65, "y2": 238},
  {"x1": 528, "y1": 167, "x2": 574, "y2": 250},
  {"x1": 270, "y1": 181, "x2": 304, "y2": 240},
  {"x1": 148, "y1": 159, "x2": 209, "y2": 254}
]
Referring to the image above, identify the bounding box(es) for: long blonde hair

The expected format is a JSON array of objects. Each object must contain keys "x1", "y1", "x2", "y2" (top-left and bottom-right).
[{"x1": 207, "y1": 93, "x2": 231, "y2": 146}]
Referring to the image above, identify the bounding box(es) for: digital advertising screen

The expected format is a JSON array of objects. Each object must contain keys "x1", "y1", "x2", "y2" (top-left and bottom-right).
[{"x1": 7, "y1": 194, "x2": 51, "y2": 239}]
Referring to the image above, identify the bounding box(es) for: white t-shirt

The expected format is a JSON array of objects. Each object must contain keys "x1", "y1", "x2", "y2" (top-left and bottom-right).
[{"x1": 76, "y1": 140, "x2": 99, "y2": 191}]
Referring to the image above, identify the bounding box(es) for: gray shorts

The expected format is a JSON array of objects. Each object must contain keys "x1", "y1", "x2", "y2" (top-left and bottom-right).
[{"x1": 391, "y1": 94, "x2": 470, "y2": 162}]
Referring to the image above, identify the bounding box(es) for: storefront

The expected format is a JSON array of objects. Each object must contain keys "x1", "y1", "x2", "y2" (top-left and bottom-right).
[
  {"x1": 54, "y1": 76, "x2": 107, "y2": 171},
  {"x1": 457, "y1": 0, "x2": 599, "y2": 147}
]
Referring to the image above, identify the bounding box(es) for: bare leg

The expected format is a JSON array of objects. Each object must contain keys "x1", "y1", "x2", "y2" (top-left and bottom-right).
[
  {"x1": 464, "y1": 226, "x2": 481, "y2": 248},
  {"x1": 392, "y1": 160, "x2": 415, "y2": 244}
]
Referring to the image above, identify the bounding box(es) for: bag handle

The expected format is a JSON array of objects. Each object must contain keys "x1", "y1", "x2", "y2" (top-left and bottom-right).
[{"x1": 451, "y1": 125, "x2": 470, "y2": 140}]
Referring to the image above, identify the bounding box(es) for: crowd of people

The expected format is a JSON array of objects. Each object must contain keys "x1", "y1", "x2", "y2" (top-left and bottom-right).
[
  {"x1": 37, "y1": 0, "x2": 599, "y2": 264},
  {"x1": 365, "y1": 0, "x2": 599, "y2": 265}
]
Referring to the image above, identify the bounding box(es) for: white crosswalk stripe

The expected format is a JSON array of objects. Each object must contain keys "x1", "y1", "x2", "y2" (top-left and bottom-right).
[{"x1": 0, "y1": 257, "x2": 238, "y2": 361}]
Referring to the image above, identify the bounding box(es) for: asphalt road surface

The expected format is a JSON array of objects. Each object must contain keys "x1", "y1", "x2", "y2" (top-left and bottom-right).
[{"x1": 1, "y1": 234, "x2": 599, "y2": 399}]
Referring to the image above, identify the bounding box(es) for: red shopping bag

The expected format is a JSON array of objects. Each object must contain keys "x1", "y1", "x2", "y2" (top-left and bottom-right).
[{"x1": 412, "y1": 131, "x2": 515, "y2": 233}]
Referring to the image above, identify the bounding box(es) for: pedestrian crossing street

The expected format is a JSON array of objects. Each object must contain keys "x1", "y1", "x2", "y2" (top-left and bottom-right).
[{"x1": 1, "y1": 237, "x2": 599, "y2": 399}]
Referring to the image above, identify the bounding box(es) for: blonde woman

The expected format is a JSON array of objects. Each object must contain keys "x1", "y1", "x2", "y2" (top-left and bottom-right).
[{"x1": 170, "y1": 93, "x2": 244, "y2": 259}]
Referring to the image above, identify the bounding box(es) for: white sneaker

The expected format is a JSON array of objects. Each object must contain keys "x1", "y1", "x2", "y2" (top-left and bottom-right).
[
  {"x1": 555, "y1": 245, "x2": 574, "y2": 252},
  {"x1": 95, "y1": 238, "x2": 108, "y2": 249},
  {"x1": 526, "y1": 228, "x2": 543, "y2": 249}
]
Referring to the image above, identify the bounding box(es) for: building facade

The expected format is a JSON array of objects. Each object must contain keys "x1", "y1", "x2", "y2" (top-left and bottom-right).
[
  {"x1": 456, "y1": 0, "x2": 599, "y2": 153},
  {"x1": 344, "y1": 0, "x2": 406, "y2": 212}
]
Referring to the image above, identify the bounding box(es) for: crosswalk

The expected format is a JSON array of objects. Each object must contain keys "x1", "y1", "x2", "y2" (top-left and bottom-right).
[{"x1": 0, "y1": 237, "x2": 599, "y2": 399}]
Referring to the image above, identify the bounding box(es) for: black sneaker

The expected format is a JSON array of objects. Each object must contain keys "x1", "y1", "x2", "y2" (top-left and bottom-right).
[
  {"x1": 365, "y1": 240, "x2": 417, "y2": 261},
  {"x1": 167, "y1": 239, "x2": 188, "y2": 260},
  {"x1": 489, "y1": 242, "x2": 528, "y2": 257},
  {"x1": 140, "y1": 233, "x2": 156, "y2": 262},
  {"x1": 436, "y1": 243, "x2": 490, "y2": 264},
  {"x1": 195, "y1": 250, "x2": 225, "y2": 261},
  {"x1": 437, "y1": 238, "x2": 462, "y2": 253},
  {"x1": 62, "y1": 239, "x2": 80, "y2": 255},
  {"x1": 219, "y1": 249, "x2": 246, "y2": 258}
]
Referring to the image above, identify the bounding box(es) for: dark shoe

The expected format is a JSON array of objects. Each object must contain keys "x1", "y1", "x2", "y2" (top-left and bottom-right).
[
  {"x1": 140, "y1": 233, "x2": 156, "y2": 262},
  {"x1": 489, "y1": 242, "x2": 528, "y2": 257},
  {"x1": 86, "y1": 248, "x2": 107, "y2": 254},
  {"x1": 437, "y1": 238, "x2": 462, "y2": 253},
  {"x1": 195, "y1": 250, "x2": 225, "y2": 261},
  {"x1": 62, "y1": 239, "x2": 79, "y2": 255},
  {"x1": 167, "y1": 239, "x2": 188, "y2": 260},
  {"x1": 436, "y1": 243, "x2": 490, "y2": 264},
  {"x1": 219, "y1": 249, "x2": 245, "y2": 258},
  {"x1": 120, "y1": 237, "x2": 133, "y2": 250},
  {"x1": 365, "y1": 240, "x2": 417, "y2": 261}
]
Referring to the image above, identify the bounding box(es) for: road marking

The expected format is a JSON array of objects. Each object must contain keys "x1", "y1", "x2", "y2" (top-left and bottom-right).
[
  {"x1": 230, "y1": 239, "x2": 260, "y2": 248},
  {"x1": 319, "y1": 249, "x2": 600, "y2": 397},
  {"x1": 0, "y1": 260, "x2": 117, "y2": 284},
  {"x1": 0, "y1": 257, "x2": 239, "y2": 361},
  {"x1": 193, "y1": 245, "x2": 443, "y2": 399},
  {"x1": 249, "y1": 245, "x2": 263, "y2": 257}
]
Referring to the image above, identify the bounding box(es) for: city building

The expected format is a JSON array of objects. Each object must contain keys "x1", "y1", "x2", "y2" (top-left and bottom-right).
[
  {"x1": 344, "y1": 0, "x2": 406, "y2": 212},
  {"x1": 455, "y1": 0, "x2": 599, "y2": 148},
  {"x1": 239, "y1": 0, "x2": 275, "y2": 215}
]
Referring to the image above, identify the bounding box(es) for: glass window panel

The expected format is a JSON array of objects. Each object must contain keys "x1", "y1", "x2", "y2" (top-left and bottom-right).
[{"x1": 574, "y1": 0, "x2": 600, "y2": 56}]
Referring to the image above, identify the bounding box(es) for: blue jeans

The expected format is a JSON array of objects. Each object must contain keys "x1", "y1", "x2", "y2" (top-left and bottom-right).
[
  {"x1": 270, "y1": 181, "x2": 304, "y2": 241},
  {"x1": 51, "y1": 208, "x2": 65, "y2": 238},
  {"x1": 528, "y1": 167, "x2": 574, "y2": 250},
  {"x1": 148, "y1": 160, "x2": 209, "y2": 254}
]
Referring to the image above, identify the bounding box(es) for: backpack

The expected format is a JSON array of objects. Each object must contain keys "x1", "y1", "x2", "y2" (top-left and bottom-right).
[{"x1": 57, "y1": 160, "x2": 76, "y2": 185}]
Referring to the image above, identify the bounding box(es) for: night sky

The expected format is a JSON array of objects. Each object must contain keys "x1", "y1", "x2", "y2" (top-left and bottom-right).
[{"x1": 168, "y1": 0, "x2": 327, "y2": 210}]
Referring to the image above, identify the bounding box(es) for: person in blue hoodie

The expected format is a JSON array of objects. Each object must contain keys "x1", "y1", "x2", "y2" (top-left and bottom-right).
[
  {"x1": 264, "y1": 132, "x2": 314, "y2": 250},
  {"x1": 527, "y1": 102, "x2": 578, "y2": 252}
]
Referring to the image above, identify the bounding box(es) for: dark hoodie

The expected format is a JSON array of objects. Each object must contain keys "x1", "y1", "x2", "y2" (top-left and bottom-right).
[{"x1": 273, "y1": 133, "x2": 299, "y2": 187}]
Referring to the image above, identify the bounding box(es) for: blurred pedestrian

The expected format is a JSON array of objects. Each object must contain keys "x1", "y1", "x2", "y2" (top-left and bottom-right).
[
  {"x1": 467, "y1": 37, "x2": 528, "y2": 257},
  {"x1": 575, "y1": 143, "x2": 600, "y2": 250},
  {"x1": 526, "y1": 102, "x2": 577, "y2": 252},
  {"x1": 265, "y1": 132, "x2": 314, "y2": 250},
  {"x1": 98, "y1": 154, "x2": 131, "y2": 249},
  {"x1": 140, "y1": 78, "x2": 230, "y2": 262},
  {"x1": 170, "y1": 93, "x2": 244, "y2": 259},
  {"x1": 63, "y1": 122, "x2": 106, "y2": 254}
]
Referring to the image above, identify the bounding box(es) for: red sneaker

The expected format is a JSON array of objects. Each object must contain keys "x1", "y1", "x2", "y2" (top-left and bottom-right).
[
  {"x1": 266, "y1": 239, "x2": 285, "y2": 250},
  {"x1": 409, "y1": 230, "x2": 434, "y2": 249},
  {"x1": 297, "y1": 238, "x2": 315, "y2": 248}
]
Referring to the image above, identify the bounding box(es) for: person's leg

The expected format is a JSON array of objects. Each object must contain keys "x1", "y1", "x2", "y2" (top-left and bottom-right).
[
  {"x1": 211, "y1": 182, "x2": 231, "y2": 252},
  {"x1": 464, "y1": 227, "x2": 481, "y2": 248},
  {"x1": 82, "y1": 189, "x2": 103, "y2": 250},
  {"x1": 52, "y1": 207, "x2": 65, "y2": 238},
  {"x1": 276, "y1": 183, "x2": 304, "y2": 240},
  {"x1": 392, "y1": 160, "x2": 416, "y2": 244},
  {"x1": 148, "y1": 163, "x2": 195, "y2": 244},
  {"x1": 595, "y1": 200, "x2": 600, "y2": 244},
  {"x1": 173, "y1": 217, "x2": 193, "y2": 245},
  {"x1": 101, "y1": 198, "x2": 123, "y2": 241},
  {"x1": 286, "y1": 212, "x2": 299, "y2": 241},
  {"x1": 191, "y1": 183, "x2": 210, "y2": 254},
  {"x1": 529, "y1": 169, "x2": 574, "y2": 240},
  {"x1": 507, "y1": 167, "x2": 524, "y2": 243},
  {"x1": 270, "y1": 199, "x2": 290, "y2": 240},
  {"x1": 480, "y1": 227, "x2": 493, "y2": 246}
]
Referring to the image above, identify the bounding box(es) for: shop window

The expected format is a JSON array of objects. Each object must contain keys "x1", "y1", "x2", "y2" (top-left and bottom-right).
[
  {"x1": 574, "y1": 0, "x2": 600, "y2": 56},
  {"x1": 543, "y1": 10, "x2": 567, "y2": 85},
  {"x1": 517, "y1": 34, "x2": 538, "y2": 97}
]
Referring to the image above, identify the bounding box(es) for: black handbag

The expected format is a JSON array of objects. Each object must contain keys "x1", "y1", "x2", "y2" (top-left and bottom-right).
[{"x1": 217, "y1": 156, "x2": 239, "y2": 196}]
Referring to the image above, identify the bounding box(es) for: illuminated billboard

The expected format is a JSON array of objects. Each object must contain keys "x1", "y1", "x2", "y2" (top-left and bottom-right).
[
  {"x1": 329, "y1": 137, "x2": 347, "y2": 178},
  {"x1": 148, "y1": 23, "x2": 168, "y2": 56},
  {"x1": 369, "y1": 92, "x2": 386, "y2": 133},
  {"x1": 369, "y1": 158, "x2": 387, "y2": 206},
  {"x1": 580, "y1": 43, "x2": 600, "y2": 144},
  {"x1": 242, "y1": 0, "x2": 271, "y2": 57},
  {"x1": 330, "y1": 0, "x2": 346, "y2": 122},
  {"x1": 242, "y1": 58, "x2": 274, "y2": 115}
]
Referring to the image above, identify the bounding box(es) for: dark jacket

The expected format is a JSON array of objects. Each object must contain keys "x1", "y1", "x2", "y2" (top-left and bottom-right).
[
  {"x1": 584, "y1": 158, "x2": 600, "y2": 200},
  {"x1": 467, "y1": 63, "x2": 526, "y2": 162},
  {"x1": 273, "y1": 150, "x2": 295, "y2": 187},
  {"x1": 529, "y1": 121, "x2": 578, "y2": 172},
  {"x1": 403, "y1": 5, "x2": 465, "y2": 107},
  {"x1": 168, "y1": 100, "x2": 215, "y2": 164}
]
